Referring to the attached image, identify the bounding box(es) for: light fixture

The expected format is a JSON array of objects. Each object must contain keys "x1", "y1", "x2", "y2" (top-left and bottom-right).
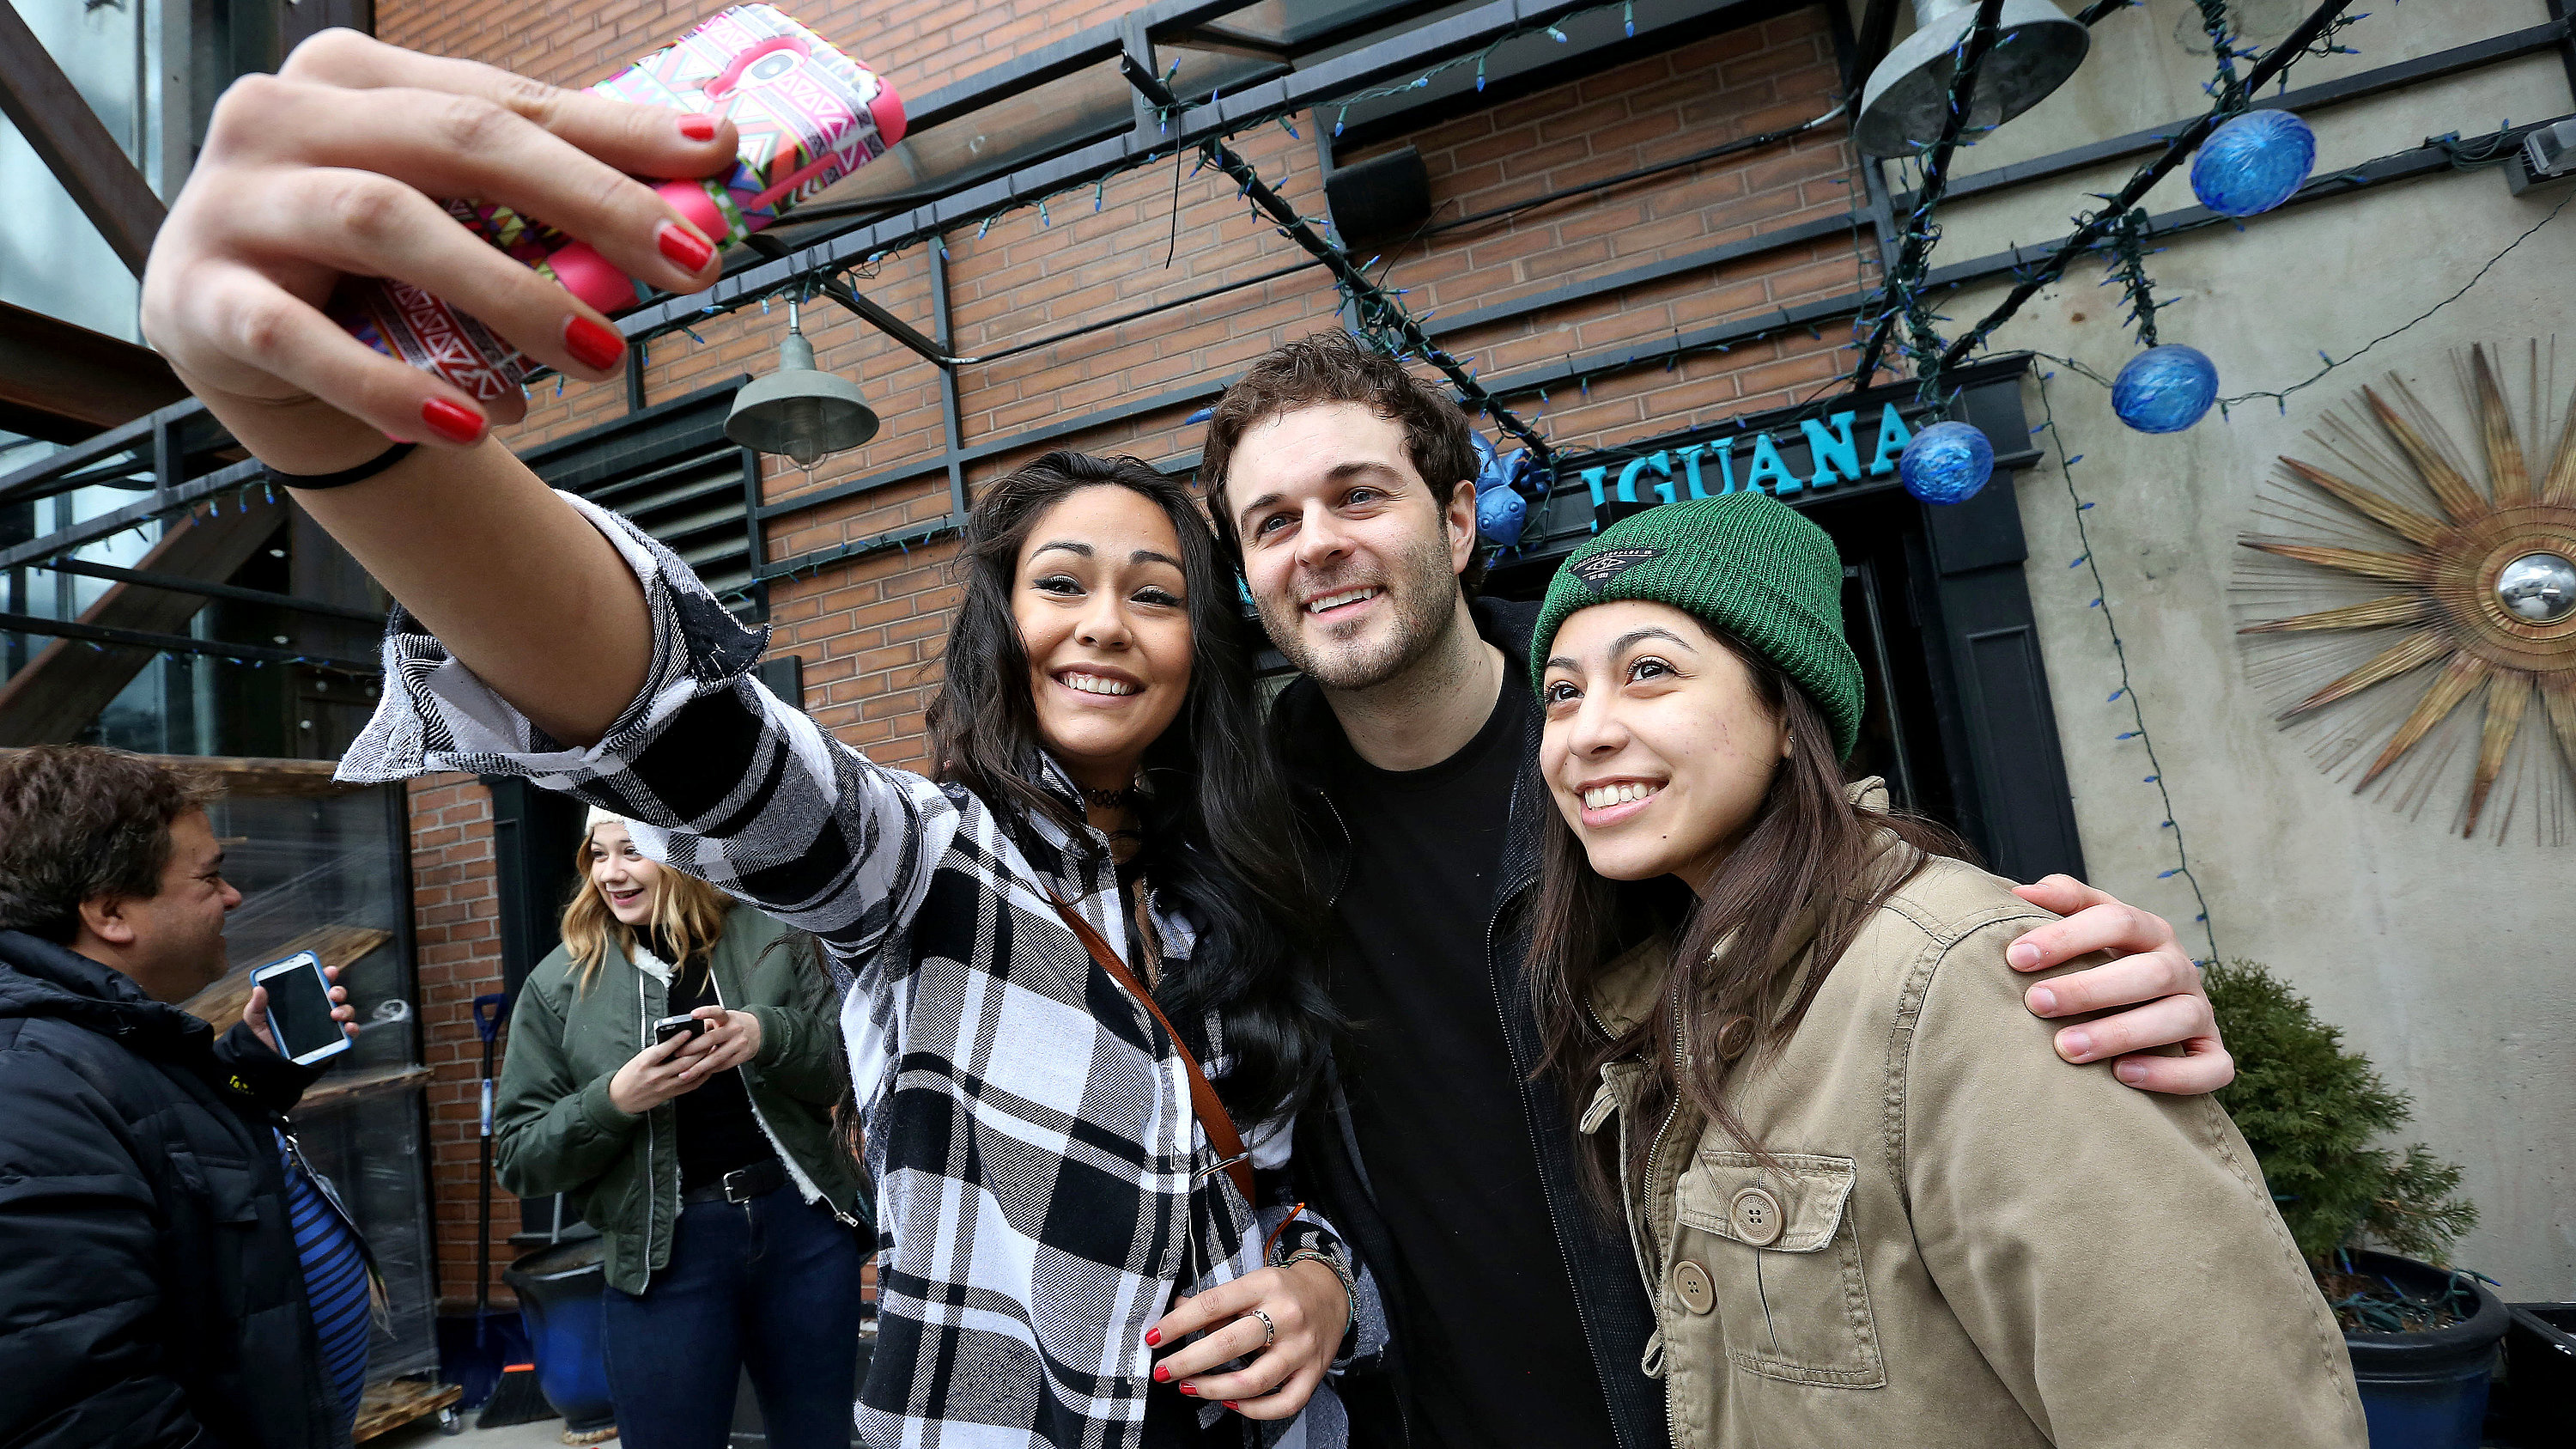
[
  {"x1": 725, "y1": 298, "x2": 879, "y2": 467},
  {"x1": 1854, "y1": 0, "x2": 2090, "y2": 159}
]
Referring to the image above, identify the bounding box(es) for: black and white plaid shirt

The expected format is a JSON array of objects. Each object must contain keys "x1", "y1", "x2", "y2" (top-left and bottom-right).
[{"x1": 340, "y1": 495, "x2": 1380, "y2": 1448}]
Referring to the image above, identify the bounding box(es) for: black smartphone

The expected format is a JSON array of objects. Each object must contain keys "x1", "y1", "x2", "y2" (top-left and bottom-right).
[
  {"x1": 654, "y1": 1014, "x2": 707, "y2": 1045},
  {"x1": 254, "y1": 951, "x2": 351, "y2": 1065}
]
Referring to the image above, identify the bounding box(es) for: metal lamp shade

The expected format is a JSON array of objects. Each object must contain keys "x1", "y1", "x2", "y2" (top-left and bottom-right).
[
  {"x1": 1855, "y1": 0, "x2": 2090, "y2": 158},
  {"x1": 725, "y1": 329, "x2": 879, "y2": 467}
]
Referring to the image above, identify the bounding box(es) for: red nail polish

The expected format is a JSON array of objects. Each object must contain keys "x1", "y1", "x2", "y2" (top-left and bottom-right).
[
  {"x1": 657, "y1": 222, "x2": 714, "y2": 272},
  {"x1": 1151, "y1": 1365, "x2": 1170, "y2": 1384},
  {"x1": 678, "y1": 113, "x2": 718, "y2": 142},
  {"x1": 1222, "y1": 1403, "x2": 1240, "y2": 1411},
  {"x1": 564, "y1": 314, "x2": 626, "y2": 372},
  {"x1": 420, "y1": 397, "x2": 485, "y2": 445},
  {"x1": 1143, "y1": 1329, "x2": 1160, "y2": 1347},
  {"x1": 1177, "y1": 1384, "x2": 1197, "y2": 1397}
]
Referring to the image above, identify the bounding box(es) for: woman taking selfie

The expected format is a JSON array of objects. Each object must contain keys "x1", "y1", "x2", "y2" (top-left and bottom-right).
[
  {"x1": 491, "y1": 810, "x2": 865, "y2": 1449},
  {"x1": 448, "y1": 454, "x2": 1358, "y2": 1445},
  {"x1": 1524, "y1": 494, "x2": 2363, "y2": 1448}
]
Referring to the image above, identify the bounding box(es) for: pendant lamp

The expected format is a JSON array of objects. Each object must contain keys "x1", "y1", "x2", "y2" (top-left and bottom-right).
[
  {"x1": 1854, "y1": 0, "x2": 2090, "y2": 158},
  {"x1": 725, "y1": 299, "x2": 879, "y2": 466}
]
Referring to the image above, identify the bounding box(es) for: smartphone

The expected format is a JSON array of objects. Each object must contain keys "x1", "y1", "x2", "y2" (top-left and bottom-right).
[
  {"x1": 253, "y1": 952, "x2": 352, "y2": 1066},
  {"x1": 654, "y1": 1014, "x2": 708, "y2": 1046}
]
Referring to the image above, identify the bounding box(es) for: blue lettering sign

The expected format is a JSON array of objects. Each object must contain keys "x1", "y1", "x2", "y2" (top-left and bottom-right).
[
  {"x1": 1868, "y1": 403, "x2": 1913, "y2": 477},
  {"x1": 1617, "y1": 451, "x2": 1676, "y2": 504},
  {"x1": 1801, "y1": 411, "x2": 1861, "y2": 489},
  {"x1": 1743, "y1": 432, "x2": 1797, "y2": 495}
]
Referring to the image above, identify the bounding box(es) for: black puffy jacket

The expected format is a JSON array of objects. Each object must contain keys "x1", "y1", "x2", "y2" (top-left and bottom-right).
[{"x1": 0, "y1": 929, "x2": 343, "y2": 1448}]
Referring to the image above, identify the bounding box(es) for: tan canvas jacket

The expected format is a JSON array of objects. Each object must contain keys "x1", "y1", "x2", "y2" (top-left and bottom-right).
[{"x1": 1578, "y1": 795, "x2": 2365, "y2": 1449}]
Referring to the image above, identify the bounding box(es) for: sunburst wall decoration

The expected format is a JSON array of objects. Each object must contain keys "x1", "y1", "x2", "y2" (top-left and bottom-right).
[{"x1": 2232, "y1": 344, "x2": 2576, "y2": 843}]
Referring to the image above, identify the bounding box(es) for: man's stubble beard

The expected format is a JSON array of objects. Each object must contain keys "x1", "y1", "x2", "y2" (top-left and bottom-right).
[{"x1": 1257, "y1": 529, "x2": 1463, "y2": 692}]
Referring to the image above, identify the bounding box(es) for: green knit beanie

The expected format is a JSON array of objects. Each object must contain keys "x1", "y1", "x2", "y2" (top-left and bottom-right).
[{"x1": 1530, "y1": 493, "x2": 1864, "y2": 758}]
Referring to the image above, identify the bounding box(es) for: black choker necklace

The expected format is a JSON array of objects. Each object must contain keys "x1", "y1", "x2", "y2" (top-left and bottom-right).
[{"x1": 1080, "y1": 785, "x2": 1139, "y2": 810}]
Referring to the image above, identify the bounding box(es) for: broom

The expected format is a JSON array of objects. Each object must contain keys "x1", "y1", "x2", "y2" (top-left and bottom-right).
[{"x1": 471, "y1": 993, "x2": 554, "y2": 1428}]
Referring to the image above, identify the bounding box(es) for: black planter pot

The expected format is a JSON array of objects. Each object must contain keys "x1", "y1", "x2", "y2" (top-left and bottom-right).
[
  {"x1": 2488, "y1": 1303, "x2": 2575, "y2": 1446},
  {"x1": 2339, "y1": 1251, "x2": 2509, "y2": 1449}
]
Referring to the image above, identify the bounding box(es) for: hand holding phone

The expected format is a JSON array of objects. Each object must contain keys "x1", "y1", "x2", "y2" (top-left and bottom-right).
[
  {"x1": 250, "y1": 952, "x2": 357, "y2": 1065},
  {"x1": 610, "y1": 1019, "x2": 722, "y2": 1114}
]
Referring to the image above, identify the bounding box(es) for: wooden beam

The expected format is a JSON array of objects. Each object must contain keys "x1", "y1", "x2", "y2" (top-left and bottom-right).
[
  {"x1": 0, "y1": 300, "x2": 187, "y2": 443},
  {"x1": 0, "y1": 3, "x2": 167, "y2": 276},
  {"x1": 0, "y1": 495, "x2": 287, "y2": 746}
]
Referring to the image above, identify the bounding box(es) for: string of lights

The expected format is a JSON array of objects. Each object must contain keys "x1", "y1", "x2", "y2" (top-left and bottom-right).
[
  {"x1": 1850, "y1": 0, "x2": 2008, "y2": 396},
  {"x1": 2032, "y1": 367, "x2": 2222, "y2": 966}
]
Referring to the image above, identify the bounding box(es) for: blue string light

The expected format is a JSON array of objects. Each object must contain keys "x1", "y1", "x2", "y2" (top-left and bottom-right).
[{"x1": 2035, "y1": 370, "x2": 2221, "y2": 967}]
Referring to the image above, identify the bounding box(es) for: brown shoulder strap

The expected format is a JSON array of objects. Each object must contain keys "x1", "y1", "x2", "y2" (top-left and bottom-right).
[{"x1": 1047, "y1": 893, "x2": 1257, "y2": 1205}]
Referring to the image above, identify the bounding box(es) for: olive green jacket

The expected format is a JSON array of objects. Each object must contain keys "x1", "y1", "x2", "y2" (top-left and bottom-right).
[
  {"x1": 492, "y1": 905, "x2": 868, "y2": 1294},
  {"x1": 1580, "y1": 801, "x2": 2365, "y2": 1448}
]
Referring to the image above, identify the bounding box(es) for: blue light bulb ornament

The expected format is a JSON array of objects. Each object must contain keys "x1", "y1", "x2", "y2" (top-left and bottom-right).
[
  {"x1": 2190, "y1": 109, "x2": 2315, "y2": 217},
  {"x1": 1474, "y1": 441, "x2": 1534, "y2": 547},
  {"x1": 2111, "y1": 344, "x2": 2221, "y2": 434},
  {"x1": 1899, "y1": 422, "x2": 1994, "y2": 505}
]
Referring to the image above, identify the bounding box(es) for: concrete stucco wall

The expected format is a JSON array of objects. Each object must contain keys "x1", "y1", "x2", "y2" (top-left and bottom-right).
[{"x1": 1890, "y1": 0, "x2": 2574, "y2": 1295}]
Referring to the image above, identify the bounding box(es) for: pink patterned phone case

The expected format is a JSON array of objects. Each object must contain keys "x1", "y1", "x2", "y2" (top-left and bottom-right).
[{"x1": 332, "y1": 5, "x2": 907, "y2": 404}]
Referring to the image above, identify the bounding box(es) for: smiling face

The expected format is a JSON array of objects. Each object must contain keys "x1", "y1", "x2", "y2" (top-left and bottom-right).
[
  {"x1": 1010, "y1": 484, "x2": 1194, "y2": 790},
  {"x1": 587, "y1": 821, "x2": 666, "y2": 927},
  {"x1": 93, "y1": 808, "x2": 242, "y2": 1002},
  {"x1": 1223, "y1": 402, "x2": 1477, "y2": 691},
  {"x1": 1540, "y1": 601, "x2": 1791, "y2": 888}
]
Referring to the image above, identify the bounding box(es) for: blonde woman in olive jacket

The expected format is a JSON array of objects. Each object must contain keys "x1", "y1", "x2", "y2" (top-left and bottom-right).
[
  {"x1": 1520, "y1": 496, "x2": 2363, "y2": 1449},
  {"x1": 493, "y1": 811, "x2": 867, "y2": 1449}
]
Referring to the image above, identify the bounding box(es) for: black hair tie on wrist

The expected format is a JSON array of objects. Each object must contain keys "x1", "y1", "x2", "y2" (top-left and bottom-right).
[{"x1": 263, "y1": 441, "x2": 418, "y2": 491}]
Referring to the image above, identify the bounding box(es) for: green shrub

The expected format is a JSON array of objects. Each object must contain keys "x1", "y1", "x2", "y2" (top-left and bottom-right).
[{"x1": 2204, "y1": 959, "x2": 2477, "y2": 1269}]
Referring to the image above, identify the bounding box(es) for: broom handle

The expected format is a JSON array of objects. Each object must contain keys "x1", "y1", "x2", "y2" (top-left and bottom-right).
[{"x1": 473, "y1": 993, "x2": 505, "y2": 1316}]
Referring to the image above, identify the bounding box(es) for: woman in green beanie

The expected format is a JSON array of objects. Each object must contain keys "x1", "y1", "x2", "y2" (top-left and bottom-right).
[{"x1": 1522, "y1": 493, "x2": 2363, "y2": 1449}]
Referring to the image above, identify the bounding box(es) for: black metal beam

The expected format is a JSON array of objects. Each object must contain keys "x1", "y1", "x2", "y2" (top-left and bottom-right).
[
  {"x1": 1897, "y1": 15, "x2": 2573, "y2": 214},
  {"x1": 39, "y1": 558, "x2": 386, "y2": 625},
  {"x1": 1848, "y1": 0, "x2": 1903, "y2": 106},
  {"x1": 0, "y1": 3, "x2": 165, "y2": 276},
  {"x1": 615, "y1": 0, "x2": 1692, "y2": 343},
  {"x1": 817, "y1": 279, "x2": 954, "y2": 368},
  {"x1": 0, "y1": 611, "x2": 378, "y2": 673}
]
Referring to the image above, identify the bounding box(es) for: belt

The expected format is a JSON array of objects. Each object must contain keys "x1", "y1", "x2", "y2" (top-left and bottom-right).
[{"x1": 679, "y1": 1155, "x2": 788, "y2": 1206}]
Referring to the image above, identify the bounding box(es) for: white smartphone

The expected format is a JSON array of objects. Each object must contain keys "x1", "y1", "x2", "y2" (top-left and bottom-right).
[{"x1": 252, "y1": 951, "x2": 352, "y2": 1066}]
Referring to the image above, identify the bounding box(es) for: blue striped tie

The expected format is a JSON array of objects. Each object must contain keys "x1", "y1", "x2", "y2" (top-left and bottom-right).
[{"x1": 276, "y1": 1130, "x2": 372, "y2": 1431}]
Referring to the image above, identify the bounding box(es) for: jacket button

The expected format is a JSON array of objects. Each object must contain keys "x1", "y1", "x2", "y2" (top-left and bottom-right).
[
  {"x1": 1730, "y1": 1185, "x2": 1783, "y2": 1247},
  {"x1": 1670, "y1": 1258, "x2": 1716, "y2": 1315},
  {"x1": 1714, "y1": 1014, "x2": 1755, "y2": 1061}
]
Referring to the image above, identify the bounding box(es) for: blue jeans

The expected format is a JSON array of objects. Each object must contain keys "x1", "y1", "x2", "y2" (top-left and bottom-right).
[{"x1": 601, "y1": 1183, "x2": 869, "y2": 1449}]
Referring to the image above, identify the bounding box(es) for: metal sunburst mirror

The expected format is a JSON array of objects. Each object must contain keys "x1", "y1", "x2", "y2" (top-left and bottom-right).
[{"x1": 2232, "y1": 344, "x2": 2576, "y2": 843}]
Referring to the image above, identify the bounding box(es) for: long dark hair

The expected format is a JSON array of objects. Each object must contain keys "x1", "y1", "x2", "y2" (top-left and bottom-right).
[
  {"x1": 923, "y1": 450, "x2": 1335, "y2": 1123},
  {"x1": 1528, "y1": 629, "x2": 1966, "y2": 1207}
]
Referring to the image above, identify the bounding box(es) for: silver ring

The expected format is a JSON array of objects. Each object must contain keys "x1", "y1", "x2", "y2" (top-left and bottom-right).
[{"x1": 1248, "y1": 1306, "x2": 1276, "y2": 1349}]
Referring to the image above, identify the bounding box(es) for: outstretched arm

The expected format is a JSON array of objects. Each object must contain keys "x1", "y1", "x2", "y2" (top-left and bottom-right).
[
  {"x1": 139, "y1": 30, "x2": 735, "y2": 745},
  {"x1": 2004, "y1": 876, "x2": 2230, "y2": 1094}
]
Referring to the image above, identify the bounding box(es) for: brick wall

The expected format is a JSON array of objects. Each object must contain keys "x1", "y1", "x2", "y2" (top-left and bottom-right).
[
  {"x1": 406, "y1": 774, "x2": 517, "y2": 1306},
  {"x1": 367, "y1": 0, "x2": 1880, "y2": 1248}
]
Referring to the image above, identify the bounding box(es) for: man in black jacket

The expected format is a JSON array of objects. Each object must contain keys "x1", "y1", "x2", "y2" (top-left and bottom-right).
[
  {"x1": 0, "y1": 745, "x2": 360, "y2": 1447},
  {"x1": 1200, "y1": 333, "x2": 2240, "y2": 1449}
]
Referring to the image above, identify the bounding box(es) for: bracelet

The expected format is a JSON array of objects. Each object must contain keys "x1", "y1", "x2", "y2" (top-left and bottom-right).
[
  {"x1": 1274, "y1": 1246, "x2": 1358, "y2": 1342},
  {"x1": 264, "y1": 441, "x2": 418, "y2": 491}
]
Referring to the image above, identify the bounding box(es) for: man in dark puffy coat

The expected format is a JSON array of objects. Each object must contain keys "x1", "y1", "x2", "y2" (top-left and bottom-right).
[{"x1": 0, "y1": 745, "x2": 359, "y2": 1446}]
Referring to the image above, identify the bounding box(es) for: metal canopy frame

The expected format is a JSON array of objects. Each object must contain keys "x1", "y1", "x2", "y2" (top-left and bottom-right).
[{"x1": 0, "y1": 0, "x2": 2566, "y2": 600}]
